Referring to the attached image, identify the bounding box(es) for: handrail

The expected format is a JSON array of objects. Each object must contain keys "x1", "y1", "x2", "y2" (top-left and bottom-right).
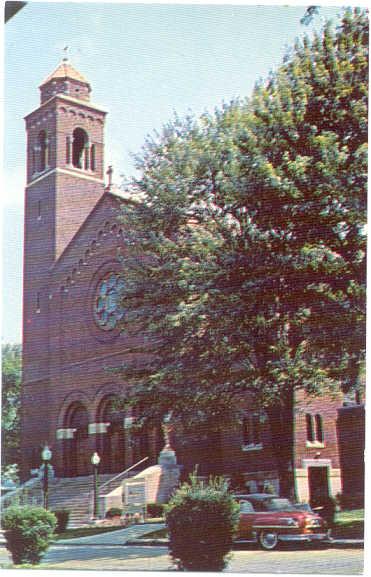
[
  {"x1": 1, "y1": 476, "x2": 40, "y2": 508},
  {"x1": 99, "y1": 456, "x2": 149, "y2": 493}
]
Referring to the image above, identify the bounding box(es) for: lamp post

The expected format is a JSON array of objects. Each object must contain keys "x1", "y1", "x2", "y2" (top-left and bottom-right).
[
  {"x1": 91, "y1": 452, "x2": 101, "y2": 519},
  {"x1": 41, "y1": 445, "x2": 52, "y2": 509}
]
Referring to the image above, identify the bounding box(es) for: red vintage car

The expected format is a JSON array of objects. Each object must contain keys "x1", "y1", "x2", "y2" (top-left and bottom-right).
[{"x1": 235, "y1": 493, "x2": 329, "y2": 550}]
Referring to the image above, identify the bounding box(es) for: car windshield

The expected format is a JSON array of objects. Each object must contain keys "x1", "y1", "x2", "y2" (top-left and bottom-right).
[{"x1": 263, "y1": 498, "x2": 297, "y2": 512}]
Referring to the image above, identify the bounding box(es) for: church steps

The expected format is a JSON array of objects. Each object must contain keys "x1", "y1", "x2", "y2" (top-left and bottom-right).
[{"x1": 2, "y1": 474, "x2": 123, "y2": 527}]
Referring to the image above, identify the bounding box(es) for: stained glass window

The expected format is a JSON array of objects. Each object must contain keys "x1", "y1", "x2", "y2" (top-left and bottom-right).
[{"x1": 93, "y1": 272, "x2": 124, "y2": 330}]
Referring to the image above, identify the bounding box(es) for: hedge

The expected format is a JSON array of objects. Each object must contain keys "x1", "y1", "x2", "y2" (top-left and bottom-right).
[{"x1": 2, "y1": 505, "x2": 56, "y2": 565}]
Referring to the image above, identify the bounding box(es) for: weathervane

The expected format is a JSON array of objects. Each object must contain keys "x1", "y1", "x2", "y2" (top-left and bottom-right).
[{"x1": 63, "y1": 46, "x2": 69, "y2": 62}]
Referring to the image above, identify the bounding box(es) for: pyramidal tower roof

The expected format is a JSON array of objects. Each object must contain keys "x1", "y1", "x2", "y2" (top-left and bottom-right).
[
  {"x1": 40, "y1": 58, "x2": 89, "y2": 87},
  {"x1": 38, "y1": 58, "x2": 92, "y2": 104}
]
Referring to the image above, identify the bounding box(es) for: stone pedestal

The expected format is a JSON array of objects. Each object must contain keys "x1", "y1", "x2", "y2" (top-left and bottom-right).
[
  {"x1": 121, "y1": 436, "x2": 181, "y2": 510},
  {"x1": 155, "y1": 445, "x2": 180, "y2": 503}
]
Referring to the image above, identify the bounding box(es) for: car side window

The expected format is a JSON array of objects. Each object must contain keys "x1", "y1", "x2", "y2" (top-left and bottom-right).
[
  {"x1": 251, "y1": 500, "x2": 266, "y2": 512},
  {"x1": 240, "y1": 500, "x2": 254, "y2": 513}
]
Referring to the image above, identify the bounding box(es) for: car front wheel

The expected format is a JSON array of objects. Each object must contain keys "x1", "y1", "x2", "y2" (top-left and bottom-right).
[{"x1": 258, "y1": 531, "x2": 279, "y2": 551}]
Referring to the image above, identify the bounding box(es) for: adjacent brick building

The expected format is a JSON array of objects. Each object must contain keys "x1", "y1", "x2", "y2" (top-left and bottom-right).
[{"x1": 20, "y1": 60, "x2": 363, "y2": 503}]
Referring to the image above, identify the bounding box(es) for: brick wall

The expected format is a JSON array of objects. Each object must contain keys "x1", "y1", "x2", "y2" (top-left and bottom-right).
[
  {"x1": 337, "y1": 404, "x2": 365, "y2": 497},
  {"x1": 295, "y1": 391, "x2": 342, "y2": 470}
]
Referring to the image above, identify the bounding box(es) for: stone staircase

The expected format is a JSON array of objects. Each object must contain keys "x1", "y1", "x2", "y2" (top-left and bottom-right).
[{"x1": 2, "y1": 474, "x2": 118, "y2": 528}]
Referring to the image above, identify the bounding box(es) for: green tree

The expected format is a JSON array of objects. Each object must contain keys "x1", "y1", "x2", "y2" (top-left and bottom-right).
[
  {"x1": 2, "y1": 344, "x2": 22, "y2": 472},
  {"x1": 118, "y1": 9, "x2": 367, "y2": 498}
]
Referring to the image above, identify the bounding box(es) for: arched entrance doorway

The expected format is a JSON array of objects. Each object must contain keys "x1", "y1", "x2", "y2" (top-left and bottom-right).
[
  {"x1": 131, "y1": 409, "x2": 165, "y2": 466},
  {"x1": 98, "y1": 396, "x2": 126, "y2": 474},
  {"x1": 64, "y1": 402, "x2": 89, "y2": 477}
]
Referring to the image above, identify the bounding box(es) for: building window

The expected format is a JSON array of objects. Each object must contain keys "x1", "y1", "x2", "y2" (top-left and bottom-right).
[
  {"x1": 90, "y1": 144, "x2": 96, "y2": 171},
  {"x1": 306, "y1": 413, "x2": 324, "y2": 447},
  {"x1": 66, "y1": 136, "x2": 71, "y2": 165},
  {"x1": 242, "y1": 413, "x2": 262, "y2": 451},
  {"x1": 93, "y1": 272, "x2": 125, "y2": 331},
  {"x1": 306, "y1": 413, "x2": 314, "y2": 442},
  {"x1": 36, "y1": 292, "x2": 41, "y2": 313},
  {"x1": 315, "y1": 414, "x2": 324, "y2": 443},
  {"x1": 32, "y1": 147, "x2": 36, "y2": 174},
  {"x1": 37, "y1": 130, "x2": 48, "y2": 172},
  {"x1": 37, "y1": 200, "x2": 42, "y2": 220},
  {"x1": 72, "y1": 128, "x2": 88, "y2": 169}
]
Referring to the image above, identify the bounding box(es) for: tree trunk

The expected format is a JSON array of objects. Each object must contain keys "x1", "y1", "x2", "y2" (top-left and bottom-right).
[{"x1": 266, "y1": 390, "x2": 297, "y2": 501}]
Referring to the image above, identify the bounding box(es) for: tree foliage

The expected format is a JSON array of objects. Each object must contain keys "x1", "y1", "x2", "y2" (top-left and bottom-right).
[
  {"x1": 2, "y1": 343, "x2": 22, "y2": 470},
  {"x1": 118, "y1": 9, "x2": 367, "y2": 497}
]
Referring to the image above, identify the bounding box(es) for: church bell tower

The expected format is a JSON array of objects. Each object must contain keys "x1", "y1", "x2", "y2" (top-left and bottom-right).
[{"x1": 22, "y1": 60, "x2": 107, "y2": 470}]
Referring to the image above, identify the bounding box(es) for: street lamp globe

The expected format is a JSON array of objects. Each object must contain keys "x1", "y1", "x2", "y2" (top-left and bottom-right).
[
  {"x1": 42, "y1": 446, "x2": 52, "y2": 461},
  {"x1": 91, "y1": 452, "x2": 101, "y2": 466}
]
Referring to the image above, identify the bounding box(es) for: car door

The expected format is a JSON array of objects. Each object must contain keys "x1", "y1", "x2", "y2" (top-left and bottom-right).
[{"x1": 238, "y1": 500, "x2": 256, "y2": 540}]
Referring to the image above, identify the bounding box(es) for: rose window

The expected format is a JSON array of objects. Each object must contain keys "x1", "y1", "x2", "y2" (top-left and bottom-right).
[{"x1": 93, "y1": 272, "x2": 125, "y2": 330}]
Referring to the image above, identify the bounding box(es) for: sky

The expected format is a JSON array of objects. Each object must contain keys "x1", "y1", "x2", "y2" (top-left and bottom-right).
[{"x1": 3, "y1": 1, "x2": 348, "y2": 344}]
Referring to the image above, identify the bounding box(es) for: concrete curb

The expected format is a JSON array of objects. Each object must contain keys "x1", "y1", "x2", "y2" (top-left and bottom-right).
[
  {"x1": 327, "y1": 539, "x2": 364, "y2": 549},
  {"x1": 125, "y1": 538, "x2": 364, "y2": 549},
  {"x1": 126, "y1": 538, "x2": 169, "y2": 546},
  {"x1": 52, "y1": 542, "x2": 128, "y2": 547}
]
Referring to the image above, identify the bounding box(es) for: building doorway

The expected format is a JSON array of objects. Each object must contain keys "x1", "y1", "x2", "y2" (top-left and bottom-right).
[
  {"x1": 98, "y1": 396, "x2": 126, "y2": 474},
  {"x1": 65, "y1": 402, "x2": 90, "y2": 477},
  {"x1": 308, "y1": 466, "x2": 330, "y2": 503}
]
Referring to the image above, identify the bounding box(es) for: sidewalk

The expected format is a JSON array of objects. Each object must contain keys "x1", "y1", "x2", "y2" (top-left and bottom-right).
[{"x1": 54, "y1": 522, "x2": 166, "y2": 546}]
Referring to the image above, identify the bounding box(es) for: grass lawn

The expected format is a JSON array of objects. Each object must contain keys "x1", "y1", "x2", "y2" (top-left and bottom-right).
[{"x1": 332, "y1": 509, "x2": 364, "y2": 539}]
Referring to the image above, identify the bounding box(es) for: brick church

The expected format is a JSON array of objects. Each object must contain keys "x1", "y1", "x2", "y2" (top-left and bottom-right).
[{"x1": 20, "y1": 59, "x2": 364, "y2": 504}]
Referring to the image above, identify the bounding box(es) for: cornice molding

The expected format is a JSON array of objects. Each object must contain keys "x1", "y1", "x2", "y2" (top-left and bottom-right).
[
  {"x1": 26, "y1": 167, "x2": 105, "y2": 188},
  {"x1": 25, "y1": 93, "x2": 106, "y2": 121}
]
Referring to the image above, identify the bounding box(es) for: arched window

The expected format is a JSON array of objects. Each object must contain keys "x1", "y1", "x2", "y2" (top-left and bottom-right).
[
  {"x1": 90, "y1": 144, "x2": 96, "y2": 171},
  {"x1": 38, "y1": 130, "x2": 48, "y2": 172},
  {"x1": 315, "y1": 414, "x2": 324, "y2": 443},
  {"x1": 72, "y1": 128, "x2": 88, "y2": 169},
  {"x1": 306, "y1": 413, "x2": 314, "y2": 442}
]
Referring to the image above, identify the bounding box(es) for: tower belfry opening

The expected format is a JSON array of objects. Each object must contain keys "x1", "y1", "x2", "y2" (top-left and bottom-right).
[{"x1": 72, "y1": 128, "x2": 88, "y2": 169}]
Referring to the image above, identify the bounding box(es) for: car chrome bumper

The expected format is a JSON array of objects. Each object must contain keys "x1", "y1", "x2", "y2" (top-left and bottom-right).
[{"x1": 278, "y1": 533, "x2": 328, "y2": 542}]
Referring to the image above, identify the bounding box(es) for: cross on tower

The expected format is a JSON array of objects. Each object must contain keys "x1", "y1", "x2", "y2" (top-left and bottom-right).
[
  {"x1": 63, "y1": 46, "x2": 69, "y2": 62},
  {"x1": 106, "y1": 165, "x2": 113, "y2": 187}
]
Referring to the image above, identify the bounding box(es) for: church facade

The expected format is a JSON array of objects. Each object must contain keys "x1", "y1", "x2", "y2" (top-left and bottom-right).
[{"x1": 20, "y1": 60, "x2": 359, "y2": 503}]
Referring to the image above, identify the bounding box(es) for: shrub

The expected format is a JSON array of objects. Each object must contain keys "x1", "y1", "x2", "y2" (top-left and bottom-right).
[
  {"x1": 2, "y1": 505, "x2": 56, "y2": 565},
  {"x1": 105, "y1": 507, "x2": 123, "y2": 519},
  {"x1": 165, "y1": 474, "x2": 239, "y2": 571},
  {"x1": 146, "y1": 503, "x2": 164, "y2": 518},
  {"x1": 53, "y1": 509, "x2": 70, "y2": 533}
]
